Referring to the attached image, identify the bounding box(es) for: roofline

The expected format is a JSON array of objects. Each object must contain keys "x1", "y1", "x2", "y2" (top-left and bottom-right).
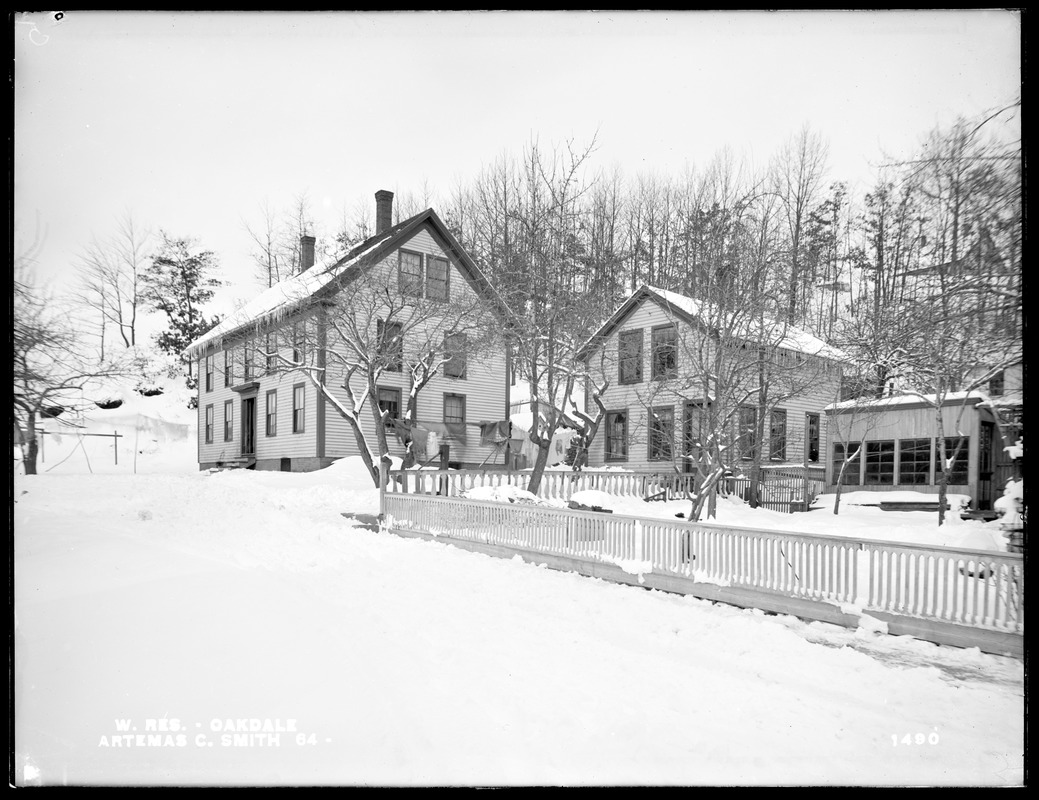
[
  {"x1": 825, "y1": 395, "x2": 986, "y2": 415},
  {"x1": 186, "y1": 207, "x2": 512, "y2": 356}
]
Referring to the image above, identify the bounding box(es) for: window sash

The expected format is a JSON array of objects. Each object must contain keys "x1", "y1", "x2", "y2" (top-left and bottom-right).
[
  {"x1": 833, "y1": 442, "x2": 860, "y2": 485},
  {"x1": 444, "y1": 333, "x2": 467, "y2": 379},
  {"x1": 651, "y1": 326, "x2": 678, "y2": 379},
  {"x1": 399, "y1": 251, "x2": 424, "y2": 297},
  {"x1": 898, "y1": 438, "x2": 931, "y2": 485},
  {"x1": 266, "y1": 391, "x2": 278, "y2": 437},
  {"x1": 605, "y1": 411, "x2": 628, "y2": 461},
  {"x1": 649, "y1": 407, "x2": 674, "y2": 461},
  {"x1": 377, "y1": 319, "x2": 404, "y2": 372},
  {"x1": 737, "y1": 406, "x2": 758, "y2": 461},
  {"x1": 427, "y1": 256, "x2": 449, "y2": 301},
  {"x1": 292, "y1": 385, "x2": 305, "y2": 433},
  {"x1": 378, "y1": 387, "x2": 401, "y2": 421},
  {"x1": 807, "y1": 413, "x2": 820, "y2": 463},
  {"x1": 769, "y1": 410, "x2": 787, "y2": 461},
  {"x1": 224, "y1": 400, "x2": 233, "y2": 442},
  {"x1": 443, "y1": 394, "x2": 465, "y2": 424},
  {"x1": 939, "y1": 437, "x2": 970, "y2": 484},
  {"x1": 618, "y1": 330, "x2": 643, "y2": 384},
  {"x1": 205, "y1": 357, "x2": 213, "y2": 392},
  {"x1": 864, "y1": 440, "x2": 895, "y2": 485},
  {"x1": 205, "y1": 405, "x2": 214, "y2": 444},
  {"x1": 224, "y1": 350, "x2": 232, "y2": 387}
]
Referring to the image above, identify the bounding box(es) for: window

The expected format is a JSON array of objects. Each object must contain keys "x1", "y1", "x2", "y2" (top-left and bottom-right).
[
  {"x1": 224, "y1": 350, "x2": 232, "y2": 387},
  {"x1": 939, "y1": 437, "x2": 969, "y2": 485},
  {"x1": 427, "y1": 255, "x2": 449, "y2": 301},
  {"x1": 266, "y1": 390, "x2": 278, "y2": 437},
  {"x1": 443, "y1": 393, "x2": 466, "y2": 424},
  {"x1": 444, "y1": 332, "x2": 467, "y2": 379},
  {"x1": 769, "y1": 408, "x2": 790, "y2": 460},
  {"x1": 205, "y1": 356, "x2": 213, "y2": 392},
  {"x1": 737, "y1": 406, "x2": 758, "y2": 461},
  {"x1": 378, "y1": 387, "x2": 401, "y2": 423},
  {"x1": 605, "y1": 410, "x2": 628, "y2": 461},
  {"x1": 618, "y1": 329, "x2": 643, "y2": 385},
  {"x1": 224, "y1": 400, "x2": 233, "y2": 442},
  {"x1": 989, "y1": 371, "x2": 1005, "y2": 397},
  {"x1": 292, "y1": 322, "x2": 303, "y2": 364},
  {"x1": 204, "y1": 405, "x2": 214, "y2": 444},
  {"x1": 864, "y1": 440, "x2": 895, "y2": 485},
  {"x1": 649, "y1": 406, "x2": 674, "y2": 461},
  {"x1": 832, "y1": 442, "x2": 861, "y2": 485},
  {"x1": 265, "y1": 332, "x2": 275, "y2": 373},
  {"x1": 377, "y1": 319, "x2": 403, "y2": 372},
  {"x1": 898, "y1": 438, "x2": 931, "y2": 485},
  {"x1": 292, "y1": 384, "x2": 305, "y2": 433},
  {"x1": 243, "y1": 340, "x2": 254, "y2": 381},
  {"x1": 399, "y1": 250, "x2": 424, "y2": 297},
  {"x1": 651, "y1": 325, "x2": 678, "y2": 380},
  {"x1": 806, "y1": 413, "x2": 820, "y2": 463}
]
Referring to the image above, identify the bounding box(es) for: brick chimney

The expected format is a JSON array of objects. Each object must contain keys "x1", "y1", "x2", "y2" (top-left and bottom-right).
[
  {"x1": 299, "y1": 234, "x2": 316, "y2": 273},
  {"x1": 375, "y1": 190, "x2": 394, "y2": 235}
]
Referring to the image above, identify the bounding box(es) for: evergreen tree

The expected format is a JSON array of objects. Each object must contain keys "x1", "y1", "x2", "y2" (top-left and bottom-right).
[{"x1": 141, "y1": 232, "x2": 222, "y2": 388}]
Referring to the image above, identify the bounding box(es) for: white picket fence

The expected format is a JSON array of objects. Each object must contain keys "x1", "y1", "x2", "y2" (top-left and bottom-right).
[{"x1": 380, "y1": 492, "x2": 1024, "y2": 650}]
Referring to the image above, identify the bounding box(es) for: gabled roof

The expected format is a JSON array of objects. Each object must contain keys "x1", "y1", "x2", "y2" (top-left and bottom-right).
[
  {"x1": 185, "y1": 208, "x2": 506, "y2": 357},
  {"x1": 578, "y1": 284, "x2": 850, "y2": 363}
]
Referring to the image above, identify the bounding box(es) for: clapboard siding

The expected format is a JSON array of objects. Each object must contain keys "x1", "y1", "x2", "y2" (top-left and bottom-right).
[{"x1": 584, "y1": 297, "x2": 843, "y2": 472}]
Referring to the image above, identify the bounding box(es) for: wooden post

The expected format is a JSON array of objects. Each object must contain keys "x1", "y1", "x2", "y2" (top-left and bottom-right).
[
  {"x1": 439, "y1": 444, "x2": 450, "y2": 496},
  {"x1": 379, "y1": 459, "x2": 388, "y2": 516},
  {"x1": 114, "y1": 430, "x2": 119, "y2": 466}
]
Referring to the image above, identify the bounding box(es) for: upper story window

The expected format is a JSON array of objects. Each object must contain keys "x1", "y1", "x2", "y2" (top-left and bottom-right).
[
  {"x1": 618, "y1": 329, "x2": 643, "y2": 385},
  {"x1": 398, "y1": 249, "x2": 450, "y2": 301},
  {"x1": 378, "y1": 386, "x2": 401, "y2": 423},
  {"x1": 292, "y1": 321, "x2": 304, "y2": 364},
  {"x1": 651, "y1": 325, "x2": 678, "y2": 380},
  {"x1": 377, "y1": 319, "x2": 404, "y2": 372},
  {"x1": 243, "y1": 339, "x2": 254, "y2": 381},
  {"x1": 989, "y1": 371, "x2": 1005, "y2": 396},
  {"x1": 444, "y1": 332, "x2": 467, "y2": 379},
  {"x1": 204, "y1": 356, "x2": 214, "y2": 392},
  {"x1": 224, "y1": 350, "x2": 232, "y2": 387}
]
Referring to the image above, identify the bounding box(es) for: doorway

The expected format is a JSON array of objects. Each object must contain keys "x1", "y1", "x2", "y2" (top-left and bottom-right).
[{"x1": 241, "y1": 396, "x2": 256, "y2": 456}]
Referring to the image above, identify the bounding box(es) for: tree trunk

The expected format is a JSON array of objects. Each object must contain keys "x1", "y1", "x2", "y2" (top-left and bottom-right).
[
  {"x1": 526, "y1": 438, "x2": 553, "y2": 496},
  {"x1": 23, "y1": 417, "x2": 39, "y2": 475}
]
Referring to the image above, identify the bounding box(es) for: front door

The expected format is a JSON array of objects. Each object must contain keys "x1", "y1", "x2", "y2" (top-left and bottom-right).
[
  {"x1": 978, "y1": 421, "x2": 994, "y2": 510},
  {"x1": 241, "y1": 397, "x2": 256, "y2": 456}
]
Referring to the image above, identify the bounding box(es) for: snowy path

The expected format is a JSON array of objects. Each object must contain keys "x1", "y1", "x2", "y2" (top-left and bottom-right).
[{"x1": 13, "y1": 469, "x2": 1024, "y2": 786}]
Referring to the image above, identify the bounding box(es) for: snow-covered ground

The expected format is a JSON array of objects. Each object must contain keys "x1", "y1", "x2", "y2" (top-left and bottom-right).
[{"x1": 13, "y1": 398, "x2": 1024, "y2": 786}]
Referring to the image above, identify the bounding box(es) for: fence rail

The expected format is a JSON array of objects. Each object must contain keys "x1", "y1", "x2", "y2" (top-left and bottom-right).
[
  {"x1": 380, "y1": 492, "x2": 1023, "y2": 651},
  {"x1": 387, "y1": 466, "x2": 824, "y2": 513},
  {"x1": 385, "y1": 468, "x2": 700, "y2": 502}
]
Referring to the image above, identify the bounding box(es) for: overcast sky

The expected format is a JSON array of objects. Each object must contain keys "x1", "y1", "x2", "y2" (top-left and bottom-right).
[{"x1": 14, "y1": 10, "x2": 1021, "y2": 318}]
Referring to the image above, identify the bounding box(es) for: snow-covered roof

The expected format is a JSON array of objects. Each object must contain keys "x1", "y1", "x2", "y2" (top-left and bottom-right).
[
  {"x1": 825, "y1": 391, "x2": 988, "y2": 412},
  {"x1": 186, "y1": 236, "x2": 385, "y2": 357},
  {"x1": 645, "y1": 285, "x2": 850, "y2": 362},
  {"x1": 580, "y1": 284, "x2": 850, "y2": 363},
  {"x1": 184, "y1": 207, "x2": 508, "y2": 358}
]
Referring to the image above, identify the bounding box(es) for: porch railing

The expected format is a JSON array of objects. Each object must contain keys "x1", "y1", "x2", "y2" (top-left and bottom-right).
[{"x1": 380, "y1": 492, "x2": 1024, "y2": 652}]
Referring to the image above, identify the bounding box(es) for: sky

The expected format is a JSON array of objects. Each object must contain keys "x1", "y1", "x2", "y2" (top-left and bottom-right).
[{"x1": 14, "y1": 10, "x2": 1022, "y2": 320}]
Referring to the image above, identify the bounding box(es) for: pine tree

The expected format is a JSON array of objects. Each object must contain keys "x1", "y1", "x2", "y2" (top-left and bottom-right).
[{"x1": 140, "y1": 232, "x2": 222, "y2": 389}]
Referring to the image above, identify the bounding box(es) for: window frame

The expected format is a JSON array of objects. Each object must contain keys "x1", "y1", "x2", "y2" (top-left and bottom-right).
[
  {"x1": 618, "y1": 329, "x2": 644, "y2": 385},
  {"x1": 648, "y1": 405, "x2": 674, "y2": 462},
  {"x1": 243, "y1": 339, "x2": 254, "y2": 381},
  {"x1": 832, "y1": 441, "x2": 861, "y2": 485},
  {"x1": 292, "y1": 321, "x2": 303, "y2": 364},
  {"x1": 292, "y1": 383, "x2": 305, "y2": 434},
  {"x1": 265, "y1": 332, "x2": 275, "y2": 374},
  {"x1": 223, "y1": 399, "x2": 233, "y2": 442},
  {"x1": 224, "y1": 349, "x2": 232, "y2": 387},
  {"x1": 939, "y1": 436, "x2": 970, "y2": 485},
  {"x1": 204, "y1": 404, "x2": 214, "y2": 444},
  {"x1": 426, "y1": 254, "x2": 450, "y2": 301},
  {"x1": 444, "y1": 332, "x2": 468, "y2": 380},
  {"x1": 806, "y1": 412, "x2": 820, "y2": 463},
  {"x1": 897, "y1": 437, "x2": 931, "y2": 486},
  {"x1": 443, "y1": 392, "x2": 466, "y2": 425},
  {"x1": 377, "y1": 386, "x2": 401, "y2": 424},
  {"x1": 769, "y1": 409, "x2": 787, "y2": 461},
  {"x1": 737, "y1": 405, "x2": 758, "y2": 462},
  {"x1": 650, "y1": 324, "x2": 678, "y2": 380},
  {"x1": 266, "y1": 389, "x2": 278, "y2": 437},
  {"x1": 377, "y1": 319, "x2": 404, "y2": 373},
  {"x1": 604, "y1": 409, "x2": 628, "y2": 462},
  {"x1": 398, "y1": 249, "x2": 425, "y2": 298},
  {"x1": 204, "y1": 356, "x2": 214, "y2": 392},
  {"x1": 864, "y1": 440, "x2": 895, "y2": 485}
]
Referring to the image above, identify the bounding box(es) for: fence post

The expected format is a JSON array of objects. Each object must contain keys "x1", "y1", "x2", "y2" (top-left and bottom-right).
[
  {"x1": 114, "y1": 430, "x2": 119, "y2": 466},
  {"x1": 379, "y1": 460, "x2": 387, "y2": 517}
]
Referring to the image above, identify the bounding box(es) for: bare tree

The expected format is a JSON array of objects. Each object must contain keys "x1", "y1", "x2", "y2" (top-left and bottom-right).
[{"x1": 77, "y1": 212, "x2": 150, "y2": 359}]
